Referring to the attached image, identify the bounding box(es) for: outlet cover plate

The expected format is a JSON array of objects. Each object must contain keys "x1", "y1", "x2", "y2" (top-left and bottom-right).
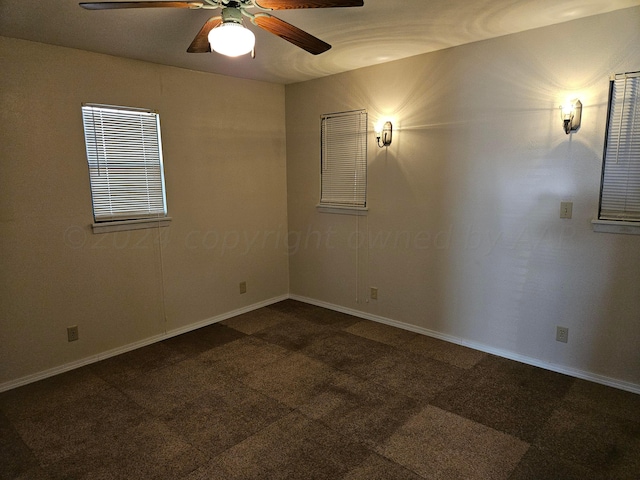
[
  {"x1": 556, "y1": 326, "x2": 569, "y2": 343},
  {"x1": 67, "y1": 326, "x2": 79, "y2": 342}
]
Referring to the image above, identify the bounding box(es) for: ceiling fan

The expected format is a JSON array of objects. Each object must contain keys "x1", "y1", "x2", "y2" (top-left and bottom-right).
[{"x1": 79, "y1": 0, "x2": 364, "y2": 57}]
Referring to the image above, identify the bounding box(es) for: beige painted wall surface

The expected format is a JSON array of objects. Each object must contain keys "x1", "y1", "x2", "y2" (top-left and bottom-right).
[
  {"x1": 285, "y1": 7, "x2": 640, "y2": 387},
  {"x1": 0, "y1": 37, "x2": 288, "y2": 386}
]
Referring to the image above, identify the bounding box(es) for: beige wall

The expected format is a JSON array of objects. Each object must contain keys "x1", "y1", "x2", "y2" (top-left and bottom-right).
[
  {"x1": 2, "y1": 6, "x2": 639, "y2": 392},
  {"x1": 0, "y1": 37, "x2": 289, "y2": 386},
  {"x1": 285, "y1": 7, "x2": 640, "y2": 389}
]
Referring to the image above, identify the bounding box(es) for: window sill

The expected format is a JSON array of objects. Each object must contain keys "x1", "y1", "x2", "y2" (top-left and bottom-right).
[
  {"x1": 92, "y1": 217, "x2": 172, "y2": 234},
  {"x1": 316, "y1": 205, "x2": 368, "y2": 216},
  {"x1": 591, "y1": 219, "x2": 640, "y2": 235}
]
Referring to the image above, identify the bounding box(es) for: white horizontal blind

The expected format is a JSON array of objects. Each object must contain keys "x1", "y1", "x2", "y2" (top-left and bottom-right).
[
  {"x1": 320, "y1": 110, "x2": 367, "y2": 208},
  {"x1": 82, "y1": 104, "x2": 167, "y2": 222},
  {"x1": 599, "y1": 72, "x2": 640, "y2": 221}
]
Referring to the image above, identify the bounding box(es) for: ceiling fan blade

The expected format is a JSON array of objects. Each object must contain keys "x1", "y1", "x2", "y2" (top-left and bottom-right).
[
  {"x1": 187, "y1": 16, "x2": 222, "y2": 53},
  {"x1": 254, "y1": 15, "x2": 330, "y2": 55},
  {"x1": 79, "y1": 1, "x2": 204, "y2": 10},
  {"x1": 254, "y1": 0, "x2": 363, "y2": 9}
]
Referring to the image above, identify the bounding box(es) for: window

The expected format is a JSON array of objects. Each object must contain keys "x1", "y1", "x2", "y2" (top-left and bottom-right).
[
  {"x1": 595, "y1": 71, "x2": 640, "y2": 233},
  {"x1": 319, "y1": 110, "x2": 367, "y2": 211},
  {"x1": 81, "y1": 104, "x2": 169, "y2": 232}
]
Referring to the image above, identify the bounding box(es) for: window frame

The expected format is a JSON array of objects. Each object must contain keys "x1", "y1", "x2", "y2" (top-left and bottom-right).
[
  {"x1": 318, "y1": 109, "x2": 368, "y2": 214},
  {"x1": 81, "y1": 103, "x2": 171, "y2": 233}
]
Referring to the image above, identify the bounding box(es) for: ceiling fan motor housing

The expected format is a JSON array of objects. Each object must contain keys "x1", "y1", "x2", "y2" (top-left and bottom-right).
[{"x1": 221, "y1": 5, "x2": 244, "y2": 24}]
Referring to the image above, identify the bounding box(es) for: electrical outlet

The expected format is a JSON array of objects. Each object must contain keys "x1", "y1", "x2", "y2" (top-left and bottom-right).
[
  {"x1": 67, "y1": 326, "x2": 79, "y2": 342},
  {"x1": 560, "y1": 202, "x2": 573, "y2": 219},
  {"x1": 370, "y1": 287, "x2": 378, "y2": 300},
  {"x1": 239, "y1": 281, "x2": 247, "y2": 294},
  {"x1": 556, "y1": 326, "x2": 569, "y2": 343}
]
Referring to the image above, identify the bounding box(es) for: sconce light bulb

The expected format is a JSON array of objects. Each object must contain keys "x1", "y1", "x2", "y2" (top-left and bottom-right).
[
  {"x1": 376, "y1": 120, "x2": 393, "y2": 147},
  {"x1": 559, "y1": 98, "x2": 581, "y2": 135}
]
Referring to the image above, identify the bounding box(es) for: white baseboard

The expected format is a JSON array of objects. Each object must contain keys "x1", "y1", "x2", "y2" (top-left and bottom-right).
[
  {"x1": 289, "y1": 294, "x2": 640, "y2": 395},
  {"x1": 3, "y1": 293, "x2": 638, "y2": 396},
  {"x1": 0, "y1": 294, "x2": 288, "y2": 393}
]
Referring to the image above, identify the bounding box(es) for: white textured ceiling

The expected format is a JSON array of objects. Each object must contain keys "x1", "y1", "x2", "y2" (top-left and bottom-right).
[{"x1": 1, "y1": 0, "x2": 639, "y2": 84}]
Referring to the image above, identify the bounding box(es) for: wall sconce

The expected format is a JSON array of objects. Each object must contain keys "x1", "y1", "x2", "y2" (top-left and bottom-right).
[
  {"x1": 560, "y1": 99, "x2": 582, "y2": 134},
  {"x1": 376, "y1": 120, "x2": 393, "y2": 147}
]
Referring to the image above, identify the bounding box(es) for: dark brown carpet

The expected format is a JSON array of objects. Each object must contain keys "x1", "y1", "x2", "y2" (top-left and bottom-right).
[{"x1": 1, "y1": 300, "x2": 639, "y2": 479}]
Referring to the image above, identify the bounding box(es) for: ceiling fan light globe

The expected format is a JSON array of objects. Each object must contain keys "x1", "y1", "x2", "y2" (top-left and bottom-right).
[{"x1": 208, "y1": 23, "x2": 255, "y2": 57}]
